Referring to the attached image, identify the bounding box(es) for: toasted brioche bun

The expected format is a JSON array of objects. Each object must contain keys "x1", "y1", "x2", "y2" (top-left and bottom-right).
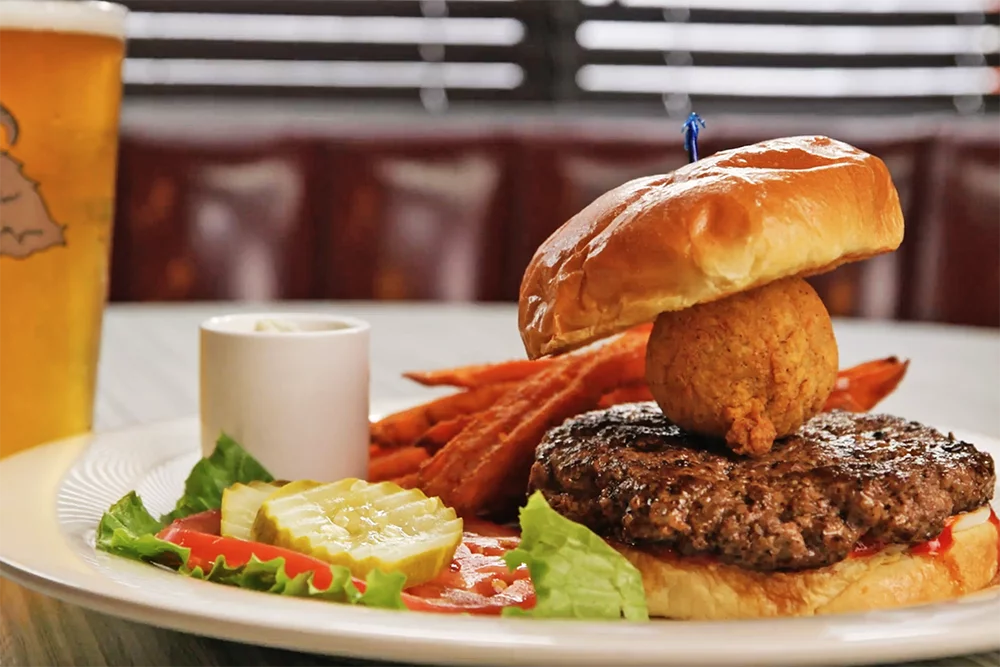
[
  {"x1": 518, "y1": 136, "x2": 904, "y2": 359},
  {"x1": 616, "y1": 509, "x2": 999, "y2": 620}
]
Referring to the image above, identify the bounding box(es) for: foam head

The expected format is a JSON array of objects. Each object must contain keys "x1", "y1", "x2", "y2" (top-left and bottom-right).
[{"x1": 0, "y1": 1, "x2": 127, "y2": 39}]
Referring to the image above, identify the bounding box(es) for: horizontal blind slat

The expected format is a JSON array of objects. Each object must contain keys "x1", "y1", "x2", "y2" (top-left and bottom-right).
[
  {"x1": 564, "y1": 1, "x2": 998, "y2": 113},
  {"x1": 579, "y1": 0, "x2": 997, "y2": 13},
  {"x1": 120, "y1": 1, "x2": 543, "y2": 103},
  {"x1": 575, "y1": 52, "x2": 1000, "y2": 69},
  {"x1": 577, "y1": 6, "x2": 1000, "y2": 26},
  {"x1": 127, "y1": 41, "x2": 547, "y2": 64},
  {"x1": 575, "y1": 22, "x2": 999, "y2": 55},
  {"x1": 120, "y1": 0, "x2": 533, "y2": 19}
]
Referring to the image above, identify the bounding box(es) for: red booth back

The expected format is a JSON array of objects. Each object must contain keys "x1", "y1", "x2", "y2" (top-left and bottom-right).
[
  {"x1": 110, "y1": 117, "x2": 999, "y2": 328},
  {"x1": 113, "y1": 136, "x2": 318, "y2": 301},
  {"x1": 320, "y1": 135, "x2": 513, "y2": 302},
  {"x1": 909, "y1": 128, "x2": 1000, "y2": 328}
]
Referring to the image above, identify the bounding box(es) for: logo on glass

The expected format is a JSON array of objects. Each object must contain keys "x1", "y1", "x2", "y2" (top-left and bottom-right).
[{"x1": 0, "y1": 104, "x2": 65, "y2": 258}]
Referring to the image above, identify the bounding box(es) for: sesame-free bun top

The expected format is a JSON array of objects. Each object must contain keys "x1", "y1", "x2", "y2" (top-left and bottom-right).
[{"x1": 518, "y1": 136, "x2": 904, "y2": 359}]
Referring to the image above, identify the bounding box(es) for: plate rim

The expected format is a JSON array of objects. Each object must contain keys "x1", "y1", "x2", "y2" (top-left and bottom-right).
[{"x1": 1, "y1": 409, "x2": 998, "y2": 667}]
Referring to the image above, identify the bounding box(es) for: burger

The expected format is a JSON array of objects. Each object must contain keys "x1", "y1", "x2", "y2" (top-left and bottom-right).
[{"x1": 516, "y1": 135, "x2": 998, "y2": 619}]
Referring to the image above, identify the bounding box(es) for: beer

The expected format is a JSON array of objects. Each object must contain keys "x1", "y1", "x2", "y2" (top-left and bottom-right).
[{"x1": 0, "y1": 2, "x2": 127, "y2": 456}]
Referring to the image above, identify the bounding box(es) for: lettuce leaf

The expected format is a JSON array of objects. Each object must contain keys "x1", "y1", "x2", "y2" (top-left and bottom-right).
[
  {"x1": 502, "y1": 491, "x2": 648, "y2": 621},
  {"x1": 186, "y1": 553, "x2": 407, "y2": 610},
  {"x1": 96, "y1": 484, "x2": 406, "y2": 610},
  {"x1": 160, "y1": 433, "x2": 273, "y2": 524},
  {"x1": 96, "y1": 490, "x2": 188, "y2": 565},
  {"x1": 357, "y1": 568, "x2": 409, "y2": 610}
]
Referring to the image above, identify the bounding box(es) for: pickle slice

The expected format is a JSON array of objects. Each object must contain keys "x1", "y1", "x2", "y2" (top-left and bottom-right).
[
  {"x1": 251, "y1": 478, "x2": 463, "y2": 586},
  {"x1": 221, "y1": 480, "x2": 323, "y2": 540},
  {"x1": 221, "y1": 481, "x2": 283, "y2": 541},
  {"x1": 267, "y1": 479, "x2": 324, "y2": 500}
]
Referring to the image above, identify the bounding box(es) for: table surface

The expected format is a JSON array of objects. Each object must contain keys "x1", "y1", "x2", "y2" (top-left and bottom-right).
[{"x1": 2, "y1": 302, "x2": 999, "y2": 667}]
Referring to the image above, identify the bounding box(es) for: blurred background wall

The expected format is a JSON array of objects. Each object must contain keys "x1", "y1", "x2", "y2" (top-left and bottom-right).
[{"x1": 109, "y1": 0, "x2": 1000, "y2": 327}]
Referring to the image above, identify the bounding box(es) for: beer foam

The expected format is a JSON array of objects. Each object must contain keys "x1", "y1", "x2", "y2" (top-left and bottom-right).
[{"x1": 0, "y1": 1, "x2": 126, "y2": 40}]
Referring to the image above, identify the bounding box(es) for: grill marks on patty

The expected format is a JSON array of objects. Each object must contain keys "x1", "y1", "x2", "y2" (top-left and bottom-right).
[{"x1": 529, "y1": 403, "x2": 996, "y2": 572}]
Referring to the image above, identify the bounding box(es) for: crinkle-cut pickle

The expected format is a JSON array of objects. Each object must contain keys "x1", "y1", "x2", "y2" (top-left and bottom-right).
[
  {"x1": 221, "y1": 480, "x2": 321, "y2": 541},
  {"x1": 221, "y1": 481, "x2": 283, "y2": 541},
  {"x1": 251, "y1": 478, "x2": 463, "y2": 586}
]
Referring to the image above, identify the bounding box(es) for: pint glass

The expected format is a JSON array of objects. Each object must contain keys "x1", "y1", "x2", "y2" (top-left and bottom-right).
[{"x1": 0, "y1": 1, "x2": 127, "y2": 456}]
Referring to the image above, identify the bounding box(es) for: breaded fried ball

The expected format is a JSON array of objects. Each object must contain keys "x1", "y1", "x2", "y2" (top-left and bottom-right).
[{"x1": 645, "y1": 277, "x2": 838, "y2": 456}]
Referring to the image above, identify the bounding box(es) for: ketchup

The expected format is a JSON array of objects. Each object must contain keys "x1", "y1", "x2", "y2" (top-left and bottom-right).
[
  {"x1": 910, "y1": 522, "x2": 955, "y2": 557},
  {"x1": 851, "y1": 507, "x2": 999, "y2": 560}
]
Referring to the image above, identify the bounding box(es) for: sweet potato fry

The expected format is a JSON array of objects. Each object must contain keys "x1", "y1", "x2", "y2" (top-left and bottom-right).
[
  {"x1": 420, "y1": 361, "x2": 575, "y2": 495},
  {"x1": 417, "y1": 360, "x2": 577, "y2": 499},
  {"x1": 825, "y1": 356, "x2": 910, "y2": 413},
  {"x1": 414, "y1": 415, "x2": 473, "y2": 453},
  {"x1": 419, "y1": 328, "x2": 649, "y2": 517},
  {"x1": 598, "y1": 383, "x2": 654, "y2": 409},
  {"x1": 370, "y1": 382, "x2": 516, "y2": 448},
  {"x1": 404, "y1": 358, "x2": 553, "y2": 389},
  {"x1": 402, "y1": 323, "x2": 654, "y2": 388},
  {"x1": 368, "y1": 446, "x2": 430, "y2": 483},
  {"x1": 392, "y1": 472, "x2": 421, "y2": 489}
]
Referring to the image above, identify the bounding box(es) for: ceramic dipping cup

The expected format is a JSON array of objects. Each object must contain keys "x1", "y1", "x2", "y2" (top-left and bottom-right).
[{"x1": 199, "y1": 313, "x2": 370, "y2": 482}]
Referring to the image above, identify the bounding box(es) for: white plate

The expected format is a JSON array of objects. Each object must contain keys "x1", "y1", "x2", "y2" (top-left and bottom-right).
[{"x1": 0, "y1": 403, "x2": 998, "y2": 667}]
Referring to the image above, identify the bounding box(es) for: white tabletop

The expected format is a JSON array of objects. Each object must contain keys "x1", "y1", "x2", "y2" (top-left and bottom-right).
[
  {"x1": 94, "y1": 302, "x2": 525, "y2": 431},
  {"x1": 95, "y1": 302, "x2": 1000, "y2": 438}
]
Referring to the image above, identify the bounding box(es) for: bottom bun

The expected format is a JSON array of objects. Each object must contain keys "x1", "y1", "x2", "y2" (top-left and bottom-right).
[{"x1": 617, "y1": 513, "x2": 1000, "y2": 620}]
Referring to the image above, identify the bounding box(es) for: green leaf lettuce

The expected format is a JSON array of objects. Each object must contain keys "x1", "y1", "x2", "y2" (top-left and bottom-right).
[
  {"x1": 96, "y1": 491, "x2": 189, "y2": 565},
  {"x1": 187, "y1": 552, "x2": 406, "y2": 610},
  {"x1": 94, "y1": 438, "x2": 404, "y2": 610},
  {"x1": 160, "y1": 433, "x2": 274, "y2": 524},
  {"x1": 502, "y1": 491, "x2": 649, "y2": 621}
]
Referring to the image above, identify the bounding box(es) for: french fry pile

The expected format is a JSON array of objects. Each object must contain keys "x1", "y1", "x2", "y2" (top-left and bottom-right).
[{"x1": 369, "y1": 324, "x2": 909, "y2": 519}]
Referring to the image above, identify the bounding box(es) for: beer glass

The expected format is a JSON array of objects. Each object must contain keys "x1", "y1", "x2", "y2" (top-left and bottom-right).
[{"x1": 0, "y1": 1, "x2": 127, "y2": 456}]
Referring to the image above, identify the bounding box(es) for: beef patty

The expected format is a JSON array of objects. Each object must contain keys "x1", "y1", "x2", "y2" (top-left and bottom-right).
[{"x1": 530, "y1": 403, "x2": 996, "y2": 571}]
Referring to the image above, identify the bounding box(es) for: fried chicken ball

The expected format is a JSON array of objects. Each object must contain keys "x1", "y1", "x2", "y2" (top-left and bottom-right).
[{"x1": 645, "y1": 277, "x2": 838, "y2": 456}]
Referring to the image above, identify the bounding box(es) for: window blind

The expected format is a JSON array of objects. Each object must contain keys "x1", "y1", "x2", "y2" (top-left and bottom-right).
[
  {"x1": 570, "y1": 0, "x2": 999, "y2": 114},
  {"x1": 120, "y1": 0, "x2": 551, "y2": 107},
  {"x1": 118, "y1": 0, "x2": 998, "y2": 115}
]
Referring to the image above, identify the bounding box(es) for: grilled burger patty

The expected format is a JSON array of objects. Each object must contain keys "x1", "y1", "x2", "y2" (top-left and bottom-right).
[{"x1": 530, "y1": 403, "x2": 996, "y2": 571}]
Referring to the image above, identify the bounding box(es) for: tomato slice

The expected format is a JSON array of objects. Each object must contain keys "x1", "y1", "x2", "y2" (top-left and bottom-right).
[
  {"x1": 167, "y1": 509, "x2": 222, "y2": 535},
  {"x1": 461, "y1": 518, "x2": 520, "y2": 539},
  {"x1": 157, "y1": 523, "x2": 339, "y2": 590},
  {"x1": 403, "y1": 529, "x2": 535, "y2": 615},
  {"x1": 156, "y1": 513, "x2": 535, "y2": 615}
]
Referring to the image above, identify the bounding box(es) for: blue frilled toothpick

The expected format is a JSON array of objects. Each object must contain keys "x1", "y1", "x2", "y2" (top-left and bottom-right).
[{"x1": 682, "y1": 112, "x2": 706, "y2": 163}]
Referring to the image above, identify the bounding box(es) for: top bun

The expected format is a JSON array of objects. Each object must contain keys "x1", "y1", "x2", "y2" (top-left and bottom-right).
[{"x1": 518, "y1": 136, "x2": 904, "y2": 359}]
